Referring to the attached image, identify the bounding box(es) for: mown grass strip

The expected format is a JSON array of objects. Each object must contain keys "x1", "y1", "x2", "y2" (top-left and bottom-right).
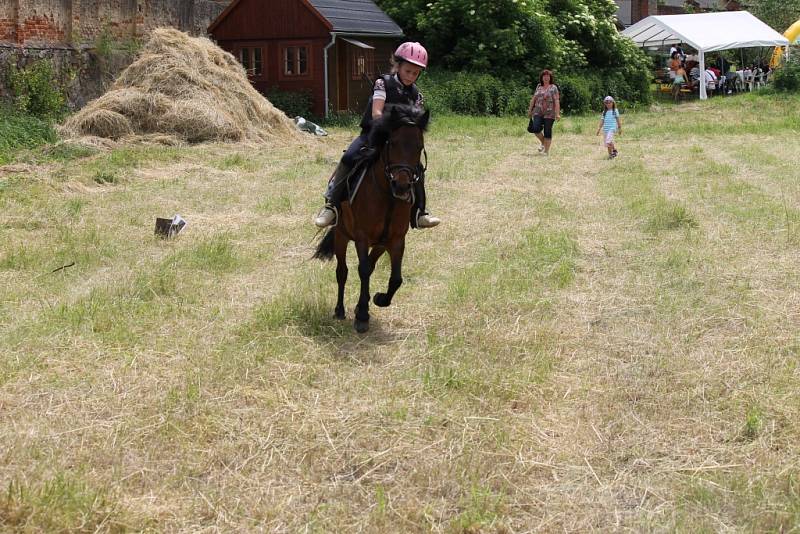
[
  {"x1": 600, "y1": 160, "x2": 698, "y2": 234},
  {"x1": 449, "y1": 226, "x2": 580, "y2": 309}
]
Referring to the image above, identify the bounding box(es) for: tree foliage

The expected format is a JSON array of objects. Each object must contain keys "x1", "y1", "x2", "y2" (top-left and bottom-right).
[
  {"x1": 376, "y1": 0, "x2": 653, "y2": 107},
  {"x1": 744, "y1": 0, "x2": 800, "y2": 32}
]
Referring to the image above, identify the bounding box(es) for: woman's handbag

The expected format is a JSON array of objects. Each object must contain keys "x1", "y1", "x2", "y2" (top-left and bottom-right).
[{"x1": 527, "y1": 117, "x2": 535, "y2": 133}]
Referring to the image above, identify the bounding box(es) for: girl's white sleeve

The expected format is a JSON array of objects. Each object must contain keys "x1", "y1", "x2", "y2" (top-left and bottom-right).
[{"x1": 373, "y1": 78, "x2": 387, "y2": 101}]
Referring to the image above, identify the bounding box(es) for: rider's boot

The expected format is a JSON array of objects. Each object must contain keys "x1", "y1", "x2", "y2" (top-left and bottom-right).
[
  {"x1": 411, "y1": 175, "x2": 441, "y2": 229},
  {"x1": 313, "y1": 162, "x2": 352, "y2": 228}
]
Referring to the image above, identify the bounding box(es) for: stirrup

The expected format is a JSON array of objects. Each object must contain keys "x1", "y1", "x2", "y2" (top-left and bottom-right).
[{"x1": 314, "y1": 205, "x2": 338, "y2": 228}]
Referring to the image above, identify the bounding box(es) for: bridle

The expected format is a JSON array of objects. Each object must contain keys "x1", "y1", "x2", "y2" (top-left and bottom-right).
[
  {"x1": 385, "y1": 147, "x2": 427, "y2": 186},
  {"x1": 382, "y1": 121, "x2": 427, "y2": 191}
]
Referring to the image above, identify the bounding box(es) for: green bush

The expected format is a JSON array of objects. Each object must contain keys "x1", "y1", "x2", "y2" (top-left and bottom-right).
[
  {"x1": 418, "y1": 66, "x2": 650, "y2": 117},
  {"x1": 0, "y1": 107, "x2": 58, "y2": 165},
  {"x1": 418, "y1": 70, "x2": 530, "y2": 116},
  {"x1": 557, "y1": 74, "x2": 594, "y2": 114},
  {"x1": 8, "y1": 60, "x2": 67, "y2": 120},
  {"x1": 265, "y1": 87, "x2": 313, "y2": 118},
  {"x1": 773, "y1": 55, "x2": 800, "y2": 93},
  {"x1": 557, "y1": 65, "x2": 650, "y2": 114}
]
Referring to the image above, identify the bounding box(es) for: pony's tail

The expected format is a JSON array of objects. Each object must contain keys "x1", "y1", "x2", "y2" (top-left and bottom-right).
[{"x1": 313, "y1": 228, "x2": 335, "y2": 261}]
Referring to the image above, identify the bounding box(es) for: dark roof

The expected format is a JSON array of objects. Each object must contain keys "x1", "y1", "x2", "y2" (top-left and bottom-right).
[{"x1": 307, "y1": 0, "x2": 403, "y2": 35}]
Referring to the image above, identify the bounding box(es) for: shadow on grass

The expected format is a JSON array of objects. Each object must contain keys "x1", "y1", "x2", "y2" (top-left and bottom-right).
[{"x1": 236, "y1": 288, "x2": 404, "y2": 359}]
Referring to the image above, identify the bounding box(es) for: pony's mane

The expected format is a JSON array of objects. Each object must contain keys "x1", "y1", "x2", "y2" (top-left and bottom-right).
[{"x1": 373, "y1": 104, "x2": 429, "y2": 136}]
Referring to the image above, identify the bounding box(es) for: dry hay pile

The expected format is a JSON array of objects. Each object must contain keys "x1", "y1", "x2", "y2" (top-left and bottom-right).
[{"x1": 62, "y1": 28, "x2": 300, "y2": 144}]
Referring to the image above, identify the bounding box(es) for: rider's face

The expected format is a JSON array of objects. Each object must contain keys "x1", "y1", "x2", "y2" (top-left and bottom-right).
[{"x1": 398, "y1": 62, "x2": 422, "y2": 86}]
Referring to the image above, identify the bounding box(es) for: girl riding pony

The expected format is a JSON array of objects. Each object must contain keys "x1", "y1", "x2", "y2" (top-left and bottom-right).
[{"x1": 313, "y1": 42, "x2": 440, "y2": 230}]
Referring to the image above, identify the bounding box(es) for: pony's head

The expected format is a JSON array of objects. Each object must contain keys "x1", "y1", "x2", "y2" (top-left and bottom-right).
[{"x1": 372, "y1": 105, "x2": 430, "y2": 201}]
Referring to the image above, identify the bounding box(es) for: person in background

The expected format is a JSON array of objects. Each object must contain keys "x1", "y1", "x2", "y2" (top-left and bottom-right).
[
  {"x1": 704, "y1": 67, "x2": 718, "y2": 95},
  {"x1": 668, "y1": 51, "x2": 681, "y2": 81},
  {"x1": 672, "y1": 64, "x2": 690, "y2": 102},
  {"x1": 527, "y1": 69, "x2": 561, "y2": 156},
  {"x1": 717, "y1": 55, "x2": 731, "y2": 74},
  {"x1": 669, "y1": 44, "x2": 686, "y2": 62},
  {"x1": 689, "y1": 64, "x2": 701, "y2": 85},
  {"x1": 596, "y1": 96, "x2": 622, "y2": 159}
]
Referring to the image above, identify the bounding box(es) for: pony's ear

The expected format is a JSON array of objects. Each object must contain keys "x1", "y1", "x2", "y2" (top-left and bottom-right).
[{"x1": 418, "y1": 109, "x2": 430, "y2": 130}]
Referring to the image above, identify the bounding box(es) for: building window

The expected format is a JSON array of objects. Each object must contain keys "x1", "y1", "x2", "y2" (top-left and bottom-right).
[
  {"x1": 253, "y1": 47, "x2": 262, "y2": 76},
  {"x1": 238, "y1": 47, "x2": 263, "y2": 77},
  {"x1": 239, "y1": 48, "x2": 251, "y2": 73},
  {"x1": 283, "y1": 45, "x2": 310, "y2": 76},
  {"x1": 351, "y1": 48, "x2": 375, "y2": 80}
]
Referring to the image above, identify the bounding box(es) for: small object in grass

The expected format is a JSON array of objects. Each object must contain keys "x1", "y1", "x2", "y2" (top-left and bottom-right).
[
  {"x1": 155, "y1": 214, "x2": 187, "y2": 238},
  {"x1": 50, "y1": 262, "x2": 76, "y2": 274},
  {"x1": 294, "y1": 116, "x2": 328, "y2": 136}
]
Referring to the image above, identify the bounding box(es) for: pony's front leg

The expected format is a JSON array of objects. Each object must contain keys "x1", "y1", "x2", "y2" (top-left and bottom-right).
[
  {"x1": 373, "y1": 240, "x2": 404, "y2": 307},
  {"x1": 334, "y1": 231, "x2": 348, "y2": 320},
  {"x1": 354, "y1": 241, "x2": 372, "y2": 333}
]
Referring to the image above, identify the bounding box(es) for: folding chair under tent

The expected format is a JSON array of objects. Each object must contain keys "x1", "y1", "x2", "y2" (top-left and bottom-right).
[{"x1": 622, "y1": 11, "x2": 790, "y2": 100}]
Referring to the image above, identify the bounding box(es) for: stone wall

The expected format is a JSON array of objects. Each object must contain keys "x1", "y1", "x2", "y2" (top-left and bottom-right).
[
  {"x1": 1, "y1": 0, "x2": 230, "y2": 46},
  {"x1": 1, "y1": 0, "x2": 231, "y2": 109}
]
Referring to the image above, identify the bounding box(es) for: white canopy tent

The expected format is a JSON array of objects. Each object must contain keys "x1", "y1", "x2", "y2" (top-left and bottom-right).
[{"x1": 622, "y1": 11, "x2": 790, "y2": 99}]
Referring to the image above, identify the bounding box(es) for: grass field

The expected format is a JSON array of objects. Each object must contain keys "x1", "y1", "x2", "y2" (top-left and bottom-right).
[{"x1": 1, "y1": 93, "x2": 800, "y2": 532}]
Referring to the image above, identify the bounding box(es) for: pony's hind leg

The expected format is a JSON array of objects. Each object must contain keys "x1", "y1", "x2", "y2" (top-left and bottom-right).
[
  {"x1": 373, "y1": 240, "x2": 404, "y2": 308},
  {"x1": 334, "y1": 232, "x2": 348, "y2": 320}
]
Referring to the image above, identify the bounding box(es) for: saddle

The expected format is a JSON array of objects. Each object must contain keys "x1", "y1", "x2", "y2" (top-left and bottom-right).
[
  {"x1": 344, "y1": 145, "x2": 381, "y2": 204},
  {"x1": 346, "y1": 161, "x2": 369, "y2": 204}
]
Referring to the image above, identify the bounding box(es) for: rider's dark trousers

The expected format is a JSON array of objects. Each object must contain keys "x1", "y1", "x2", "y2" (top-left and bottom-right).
[{"x1": 324, "y1": 133, "x2": 368, "y2": 201}]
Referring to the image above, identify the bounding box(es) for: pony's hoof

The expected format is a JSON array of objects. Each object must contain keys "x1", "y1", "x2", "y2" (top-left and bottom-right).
[
  {"x1": 354, "y1": 319, "x2": 370, "y2": 333},
  {"x1": 334, "y1": 308, "x2": 346, "y2": 320},
  {"x1": 373, "y1": 293, "x2": 391, "y2": 307}
]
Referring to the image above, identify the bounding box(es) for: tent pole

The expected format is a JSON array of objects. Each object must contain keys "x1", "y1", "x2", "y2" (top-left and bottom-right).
[{"x1": 699, "y1": 50, "x2": 707, "y2": 100}]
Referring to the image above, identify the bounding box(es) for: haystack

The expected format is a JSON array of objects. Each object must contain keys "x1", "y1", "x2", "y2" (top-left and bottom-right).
[{"x1": 62, "y1": 29, "x2": 300, "y2": 144}]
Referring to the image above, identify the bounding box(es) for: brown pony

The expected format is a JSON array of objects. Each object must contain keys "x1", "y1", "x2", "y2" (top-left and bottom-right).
[{"x1": 314, "y1": 105, "x2": 430, "y2": 333}]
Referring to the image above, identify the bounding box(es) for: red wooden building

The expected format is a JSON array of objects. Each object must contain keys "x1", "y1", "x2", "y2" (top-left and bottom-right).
[{"x1": 208, "y1": 0, "x2": 404, "y2": 117}]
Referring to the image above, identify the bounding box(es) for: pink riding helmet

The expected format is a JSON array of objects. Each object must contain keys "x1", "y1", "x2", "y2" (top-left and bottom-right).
[{"x1": 394, "y1": 42, "x2": 428, "y2": 69}]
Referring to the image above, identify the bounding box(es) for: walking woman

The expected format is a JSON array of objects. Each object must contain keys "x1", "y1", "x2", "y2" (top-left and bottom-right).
[{"x1": 527, "y1": 69, "x2": 561, "y2": 156}]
